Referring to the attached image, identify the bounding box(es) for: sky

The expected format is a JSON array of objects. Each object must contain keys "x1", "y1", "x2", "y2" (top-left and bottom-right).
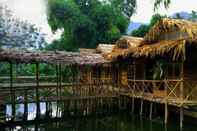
[
  {"x1": 131, "y1": 0, "x2": 197, "y2": 23},
  {"x1": 0, "y1": 0, "x2": 197, "y2": 42}
]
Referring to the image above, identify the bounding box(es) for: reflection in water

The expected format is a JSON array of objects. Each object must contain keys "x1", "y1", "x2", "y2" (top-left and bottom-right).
[
  {"x1": 3, "y1": 103, "x2": 197, "y2": 131},
  {"x1": 6, "y1": 102, "x2": 58, "y2": 121},
  {"x1": 3, "y1": 113, "x2": 197, "y2": 131}
]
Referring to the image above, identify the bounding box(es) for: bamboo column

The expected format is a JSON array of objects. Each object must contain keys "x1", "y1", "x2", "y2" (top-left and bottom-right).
[
  {"x1": 24, "y1": 89, "x2": 28, "y2": 121},
  {"x1": 35, "y1": 63, "x2": 40, "y2": 119},
  {"x1": 149, "y1": 102, "x2": 153, "y2": 120},
  {"x1": 59, "y1": 64, "x2": 62, "y2": 99},
  {"x1": 132, "y1": 60, "x2": 136, "y2": 113},
  {"x1": 180, "y1": 60, "x2": 184, "y2": 129},
  {"x1": 180, "y1": 40, "x2": 186, "y2": 129},
  {"x1": 164, "y1": 79, "x2": 168, "y2": 124},
  {"x1": 10, "y1": 62, "x2": 15, "y2": 121},
  {"x1": 56, "y1": 64, "x2": 59, "y2": 118}
]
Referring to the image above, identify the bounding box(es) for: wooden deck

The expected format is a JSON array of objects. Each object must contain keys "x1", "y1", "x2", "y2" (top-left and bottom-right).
[{"x1": 120, "y1": 92, "x2": 197, "y2": 107}]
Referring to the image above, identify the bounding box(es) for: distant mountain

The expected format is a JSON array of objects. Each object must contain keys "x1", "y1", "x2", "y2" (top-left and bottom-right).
[
  {"x1": 171, "y1": 11, "x2": 192, "y2": 19},
  {"x1": 171, "y1": 11, "x2": 197, "y2": 21},
  {"x1": 127, "y1": 22, "x2": 142, "y2": 34}
]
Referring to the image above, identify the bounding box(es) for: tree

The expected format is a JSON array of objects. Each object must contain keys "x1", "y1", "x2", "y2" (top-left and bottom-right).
[
  {"x1": 0, "y1": 6, "x2": 46, "y2": 50},
  {"x1": 190, "y1": 10, "x2": 197, "y2": 22},
  {"x1": 153, "y1": 0, "x2": 171, "y2": 10},
  {"x1": 46, "y1": 0, "x2": 135, "y2": 51},
  {"x1": 131, "y1": 25, "x2": 150, "y2": 37},
  {"x1": 131, "y1": 14, "x2": 166, "y2": 37}
]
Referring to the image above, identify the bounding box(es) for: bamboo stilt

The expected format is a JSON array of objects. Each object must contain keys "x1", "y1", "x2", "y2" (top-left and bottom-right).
[
  {"x1": 164, "y1": 102, "x2": 168, "y2": 124},
  {"x1": 149, "y1": 102, "x2": 153, "y2": 120},
  {"x1": 140, "y1": 100, "x2": 143, "y2": 116},
  {"x1": 10, "y1": 62, "x2": 15, "y2": 121},
  {"x1": 180, "y1": 106, "x2": 183, "y2": 130},
  {"x1": 36, "y1": 63, "x2": 40, "y2": 119},
  {"x1": 24, "y1": 89, "x2": 28, "y2": 121}
]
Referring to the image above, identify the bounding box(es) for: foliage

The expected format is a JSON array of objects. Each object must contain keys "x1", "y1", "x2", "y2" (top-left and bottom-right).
[
  {"x1": 46, "y1": 0, "x2": 136, "y2": 50},
  {"x1": 131, "y1": 14, "x2": 167, "y2": 37},
  {"x1": 0, "y1": 6, "x2": 46, "y2": 49},
  {"x1": 154, "y1": 0, "x2": 171, "y2": 11}
]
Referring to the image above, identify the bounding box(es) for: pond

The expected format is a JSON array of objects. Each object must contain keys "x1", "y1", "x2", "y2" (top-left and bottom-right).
[{"x1": 3, "y1": 112, "x2": 197, "y2": 131}]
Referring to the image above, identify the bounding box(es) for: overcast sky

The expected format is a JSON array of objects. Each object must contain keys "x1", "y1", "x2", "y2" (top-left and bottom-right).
[
  {"x1": 132, "y1": 0, "x2": 197, "y2": 23},
  {"x1": 0, "y1": 0, "x2": 197, "y2": 42}
]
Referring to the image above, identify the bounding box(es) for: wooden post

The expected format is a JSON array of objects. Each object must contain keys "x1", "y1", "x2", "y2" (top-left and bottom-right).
[
  {"x1": 10, "y1": 62, "x2": 15, "y2": 121},
  {"x1": 35, "y1": 63, "x2": 40, "y2": 119}
]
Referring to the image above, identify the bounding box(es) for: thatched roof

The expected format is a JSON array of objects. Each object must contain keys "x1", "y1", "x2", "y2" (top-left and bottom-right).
[
  {"x1": 106, "y1": 19, "x2": 197, "y2": 61},
  {"x1": 79, "y1": 48, "x2": 96, "y2": 54},
  {"x1": 145, "y1": 18, "x2": 197, "y2": 43},
  {"x1": 105, "y1": 36, "x2": 144, "y2": 60},
  {"x1": 0, "y1": 49, "x2": 109, "y2": 65},
  {"x1": 115, "y1": 36, "x2": 144, "y2": 48},
  {"x1": 96, "y1": 44, "x2": 115, "y2": 54}
]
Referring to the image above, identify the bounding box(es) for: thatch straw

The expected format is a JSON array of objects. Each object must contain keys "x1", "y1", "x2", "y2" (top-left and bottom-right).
[
  {"x1": 0, "y1": 49, "x2": 109, "y2": 65},
  {"x1": 115, "y1": 36, "x2": 144, "y2": 49},
  {"x1": 145, "y1": 18, "x2": 197, "y2": 43},
  {"x1": 105, "y1": 19, "x2": 197, "y2": 61},
  {"x1": 96, "y1": 44, "x2": 115, "y2": 54}
]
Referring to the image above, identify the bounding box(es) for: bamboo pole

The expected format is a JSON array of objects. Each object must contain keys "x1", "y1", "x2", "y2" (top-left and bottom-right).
[
  {"x1": 59, "y1": 64, "x2": 62, "y2": 99},
  {"x1": 35, "y1": 63, "x2": 40, "y2": 119},
  {"x1": 180, "y1": 40, "x2": 185, "y2": 130},
  {"x1": 149, "y1": 102, "x2": 153, "y2": 120},
  {"x1": 140, "y1": 99, "x2": 143, "y2": 116},
  {"x1": 24, "y1": 89, "x2": 28, "y2": 121},
  {"x1": 164, "y1": 80, "x2": 168, "y2": 124},
  {"x1": 10, "y1": 62, "x2": 15, "y2": 121},
  {"x1": 132, "y1": 60, "x2": 136, "y2": 113}
]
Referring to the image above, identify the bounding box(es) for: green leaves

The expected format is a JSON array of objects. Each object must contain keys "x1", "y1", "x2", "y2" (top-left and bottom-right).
[
  {"x1": 47, "y1": 0, "x2": 131, "y2": 50},
  {"x1": 131, "y1": 14, "x2": 167, "y2": 37},
  {"x1": 154, "y1": 0, "x2": 171, "y2": 11}
]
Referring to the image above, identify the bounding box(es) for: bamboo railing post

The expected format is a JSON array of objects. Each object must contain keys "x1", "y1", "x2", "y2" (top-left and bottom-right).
[
  {"x1": 35, "y1": 63, "x2": 40, "y2": 119},
  {"x1": 10, "y1": 62, "x2": 15, "y2": 121}
]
